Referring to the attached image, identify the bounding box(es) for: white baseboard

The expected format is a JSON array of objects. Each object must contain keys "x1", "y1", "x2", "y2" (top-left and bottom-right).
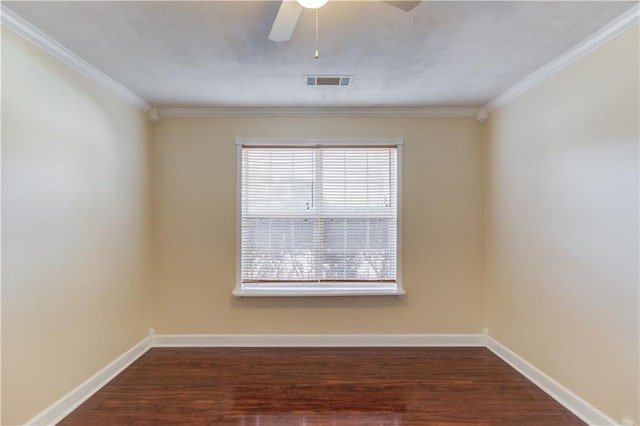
[
  {"x1": 25, "y1": 336, "x2": 152, "y2": 426},
  {"x1": 25, "y1": 333, "x2": 622, "y2": 426},
  {"x1": 151, "y1": 333, "x2": 485, "y2": 347},
  {"x1": 486, "y1": 335, "x2": 618, "y2": 426}
]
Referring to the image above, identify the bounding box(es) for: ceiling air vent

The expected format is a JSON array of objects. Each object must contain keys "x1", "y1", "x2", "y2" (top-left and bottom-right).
[{"x1": 306, "y1": 75, "x2": 352, "y2": 86}]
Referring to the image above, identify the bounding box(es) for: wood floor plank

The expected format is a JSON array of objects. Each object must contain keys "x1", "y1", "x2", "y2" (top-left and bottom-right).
[{"x1": 59, "y1": 347, "x2": 585, "y2": 425}]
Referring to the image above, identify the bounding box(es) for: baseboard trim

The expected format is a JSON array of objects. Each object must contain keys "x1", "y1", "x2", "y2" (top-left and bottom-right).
[
  {"x1": 151, "y1": 333, "x2": 485, "y2": 347},
  {"x1": 25, "y1": 333, "x2": 619, "y2": 426},
  {"x1": 486, "y1": 336, "x2": 618, "y2": 426},
  {"x1": 25, "y1": 336, "x2": 152, "y2": 426}
]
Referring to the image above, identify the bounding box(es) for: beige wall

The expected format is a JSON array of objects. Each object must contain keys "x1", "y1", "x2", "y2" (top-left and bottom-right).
[
  {"x1": 485, "y1": 27, "x2": 639, "y2": 424},
  {"x1": 152, "y1": 117, "x2": 484, "y2": 334},
  {"x1": 1, "y1": 29, "x2": 153, "y2": 425}
]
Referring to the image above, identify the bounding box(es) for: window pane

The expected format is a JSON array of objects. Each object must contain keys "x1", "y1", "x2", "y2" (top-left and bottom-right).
[
  {"x1": 321, "y1": 218, "x2": 396, "y2": 280},
  {"x1": 242, "y1": 149, "x2": 315, "y2": 216},
  {"x1": 242, "y1": 218, "x2": 316, "y2": 281},
  {"x1": 321, "y1": 148, "x2": 396, "y2": 216}
]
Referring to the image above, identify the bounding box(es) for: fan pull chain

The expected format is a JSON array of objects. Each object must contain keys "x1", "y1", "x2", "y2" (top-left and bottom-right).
[{"x1": 314, "y1": 8, "x2": 319, "y2": 59}]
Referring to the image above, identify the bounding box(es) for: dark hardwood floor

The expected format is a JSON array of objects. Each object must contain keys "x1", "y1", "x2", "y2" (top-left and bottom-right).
[{"x1": 59, "y1": 347, "x2": 585, "y2": 425}]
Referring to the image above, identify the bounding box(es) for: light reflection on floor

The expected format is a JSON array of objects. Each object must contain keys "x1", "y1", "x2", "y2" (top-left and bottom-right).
[{"x1": 237, "y1": 414, "x2": 401, "y2": 426}]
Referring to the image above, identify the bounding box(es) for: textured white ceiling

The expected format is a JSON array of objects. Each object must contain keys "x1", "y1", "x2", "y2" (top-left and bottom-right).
[{"x1": 4, "y1": 1, "x2": 635, "y2": 107}]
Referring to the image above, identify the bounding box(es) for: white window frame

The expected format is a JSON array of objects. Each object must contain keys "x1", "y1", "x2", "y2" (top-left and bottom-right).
[{"x1": 233, "y1": 138, "x2": 405, "y2": 297}]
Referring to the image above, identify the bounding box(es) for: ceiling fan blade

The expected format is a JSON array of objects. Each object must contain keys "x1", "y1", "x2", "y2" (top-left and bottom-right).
[
  {"x1": 268, "y1": 0, "x2": 303, "y2": 42},
  {"x1": 384, "y1": 1, "x2": 421, "y2": 12}
]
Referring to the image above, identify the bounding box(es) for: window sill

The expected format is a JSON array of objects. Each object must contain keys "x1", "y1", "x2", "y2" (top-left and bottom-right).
[{"x1": 233, "y1": 284, "x2": 406, "y2": 298}]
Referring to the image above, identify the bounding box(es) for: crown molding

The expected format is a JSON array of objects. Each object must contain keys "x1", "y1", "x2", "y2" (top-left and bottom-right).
[
  {"x1": 157, "y1": 106, "x2": 480, "y2": 118},
  {"x1": 6, "y1": 1, "x2": 636, "y2": 120},
  {"x1": 1, "y1": 4, "x2": 151, "y2": 113},
  {"x1": 484, "y1": 4, "x2": 640, "y2": 113}
]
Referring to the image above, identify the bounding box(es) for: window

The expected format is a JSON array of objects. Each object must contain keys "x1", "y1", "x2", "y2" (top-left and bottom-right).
[{"x1": 234, "y1": 139, "x2": 404, "y2": 297}]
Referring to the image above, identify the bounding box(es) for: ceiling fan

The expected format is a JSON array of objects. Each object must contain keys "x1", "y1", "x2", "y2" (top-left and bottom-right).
[{"x1": 268, "y1": 0, "x2": 422, "y2": 43}]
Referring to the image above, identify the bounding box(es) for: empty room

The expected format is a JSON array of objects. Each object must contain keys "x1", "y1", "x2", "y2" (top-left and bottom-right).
[{"x1": 1, "y1": 0, "x2": 638, "y2": 425}]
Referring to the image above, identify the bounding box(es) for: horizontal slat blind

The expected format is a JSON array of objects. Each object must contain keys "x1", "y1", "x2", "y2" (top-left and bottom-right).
[{"x1": 241, "y1": 146, "x2": 397, "y2": 284}]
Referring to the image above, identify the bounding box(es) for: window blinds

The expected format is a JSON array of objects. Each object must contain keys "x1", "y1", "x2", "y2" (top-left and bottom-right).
[{"x1": 241, "y1": 145, "x2": 398, "y2": 285}]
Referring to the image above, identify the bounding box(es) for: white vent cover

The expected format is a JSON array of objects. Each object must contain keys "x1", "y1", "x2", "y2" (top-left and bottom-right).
[{"x1": 306, "y1": 75, "x2": 352, "y2": 86}]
